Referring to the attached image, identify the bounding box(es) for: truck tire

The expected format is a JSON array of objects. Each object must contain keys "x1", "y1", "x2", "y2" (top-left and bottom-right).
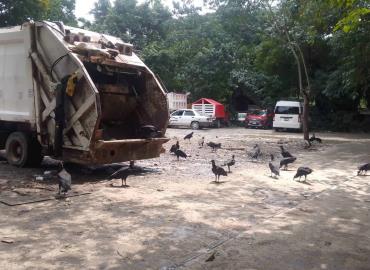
[
  {"x1": 5, "y1": 132, "x2": 43, "y2": 167},
  {"x1": 191, "y1": 121, "x2": 200, "y2": 130}
]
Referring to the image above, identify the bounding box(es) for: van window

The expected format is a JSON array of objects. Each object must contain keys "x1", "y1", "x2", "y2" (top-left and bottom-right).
[{"x1": 275, "y1": 106, "x2": 300, "y2": 114}]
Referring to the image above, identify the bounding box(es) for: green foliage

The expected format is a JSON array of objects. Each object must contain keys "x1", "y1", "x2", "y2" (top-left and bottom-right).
[
  {"x1": 90, "y1": 0, "x2": 171, "y2": 50},
  {"x1": 0, "y1": 0, "x2": 48, "y2": 26},
  {"x1": 46, "y1": 0, "x2": 77, "y2": 25},
  {"x1": 2, "y1": 0, "x2": 368, "y2": 131},
  {"x1": 334, "y1": 8, "x2": 370, "y2": 32},
  {"x1": 0, "y1": 0, "x2": 77, "y2": 27},
  {"x1": 329, "y1": 0, "x2": 370, "y2": 32}
]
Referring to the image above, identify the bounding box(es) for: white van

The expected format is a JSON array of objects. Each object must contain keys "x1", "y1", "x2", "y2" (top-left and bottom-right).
[{"x1": 273, "y1": 101, "x2": 303, "y2": 131}]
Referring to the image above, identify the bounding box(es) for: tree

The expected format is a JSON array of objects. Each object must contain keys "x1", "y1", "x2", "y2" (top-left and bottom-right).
[
  {"x1": 0, "y1": 0, "x2": 77, "y2": 27},
  {"x1": 0, "y1": 0, "x2": 48, "y2": 26},
  {"x1": 90, "y1": 0, "x2": 111, "y2": 31},
  {"x1": 91, "y1": 0, "x2": 172, "y2": 50},
  {"x1": 265, "y1": 0, "x2": 313, "y2": 140},
  {"x1": 46, "y1": 0, "x2": 77, "y2": 25}
]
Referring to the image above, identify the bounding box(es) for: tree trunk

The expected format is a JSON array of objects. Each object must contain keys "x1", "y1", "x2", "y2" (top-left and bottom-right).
[
  {"x1": 302, "y1": 93, "x2": 309, "y2": 140},
  {"x1": 288, "y1": 41, "x2": 310, "y2": 140},
  {"x1": 265, "y1": 0, "x2": 311, "y2": 141}
]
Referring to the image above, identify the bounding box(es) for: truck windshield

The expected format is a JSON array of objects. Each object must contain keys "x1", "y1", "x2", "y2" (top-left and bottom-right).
[{"x1": 275, "y1": 106, "x2": 300, "y2": 114}]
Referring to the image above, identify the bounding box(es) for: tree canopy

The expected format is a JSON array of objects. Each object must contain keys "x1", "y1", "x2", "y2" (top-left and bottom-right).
[
  {"x1": 0, "y1": 0, "x2": 77, "y2": 27},
  {"x1": 1, "y1": 0, "x2": 369, "y2": 130}
]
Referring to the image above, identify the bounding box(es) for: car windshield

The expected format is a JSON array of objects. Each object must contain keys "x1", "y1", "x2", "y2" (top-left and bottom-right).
[
  {"x1": 275, "y1": 106, "x2": 300, "y2": 114},
  {"x1": 251, "y1": 110, "x2": 266, "y2": 116}
]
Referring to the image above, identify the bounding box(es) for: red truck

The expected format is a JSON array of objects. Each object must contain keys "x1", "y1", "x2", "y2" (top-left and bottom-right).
[{"x1": 192, "y1": 98, "x2": 227, "y2": 128}]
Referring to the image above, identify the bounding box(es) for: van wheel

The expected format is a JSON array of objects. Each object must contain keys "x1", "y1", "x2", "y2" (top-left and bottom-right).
[
  {"x1": 191, "y1": 121, "x2": 200, "y2": 130},
  {"x1": 5, "y1": 132, "x2": 43, "y2": 167}
]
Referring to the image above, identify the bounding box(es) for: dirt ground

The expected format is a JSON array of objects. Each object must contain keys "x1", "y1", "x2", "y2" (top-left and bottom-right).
[{"x1": 0, "y1": 128, "x2": 370, "y2": 270}]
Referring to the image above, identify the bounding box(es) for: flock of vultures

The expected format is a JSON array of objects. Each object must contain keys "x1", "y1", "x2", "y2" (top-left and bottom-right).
[{"x1": 36, "y1": 130, "x2": 369, "y2": 197}]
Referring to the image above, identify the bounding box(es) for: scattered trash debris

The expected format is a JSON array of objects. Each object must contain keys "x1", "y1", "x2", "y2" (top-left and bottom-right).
[
  {"x1": 205, "y1": 251, "x2": 217, "y2": 262},
  {"x1": 117, "y1": 250, "x2": 125, "y2": 258},
  {"x1": 1, "y1": 238, "x2": 14, "y2": 244},
  {"x1": 324, "y1": 241, "x2": 332, "y2": 246},
  {"x1": 298, "y1": 207, "x2": 314, "y2": 213},
  {"x1": 34, "y1": 170, "x2": 59, "y2": 181}
]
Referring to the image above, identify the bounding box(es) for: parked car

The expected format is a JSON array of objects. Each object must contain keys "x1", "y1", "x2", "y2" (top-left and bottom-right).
[
  {"x1": 273, "y1": 100, "x2": 303, "y2": 131},
  {"x1": 169, "y1": 109, "x2": 213, "y2": 129},
  {"x1": 245, "y1": 109, "x2": 274, "y2": 129}
]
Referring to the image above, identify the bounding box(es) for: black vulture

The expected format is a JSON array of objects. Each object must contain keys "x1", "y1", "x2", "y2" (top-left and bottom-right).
[
  {"x1": 223, "y1": 155, "x2": 235, "y2": 172},
  {"x1": 57, "y1": 162, "x2": 72, "y2": 195},
  {"x1": 309, "y1": 133, "x2": 322, "y2": 143},
  {"x1": 175, "y1": 149, "x2": 187, "y2": 160},
  {"x1": 198, "y1": 137, "x2": 205, "y2": 147},
  {"x1": 207, "y1": 142, "x2": 221, "y2": 151},
  {"x1": 293, "y1": 167, "x2": 313, "y2": 181},
  {"x1": 250, "y1": 144, "x2": 261, "y2": 161},
  {"x1": 170, "y1": 141, "x2": 180, "y2": 153},
  {"x1": 280, "y1": 156, "x2": 297, "y2": 170},
  {"x1": 184, "y1": 132, "x2": 194, "y2": 140},
  {"x1": 109, "y1": 161, "x2": 136, "y2": 187},
  {"x1": 139, "y1": 125, "x2": 161, "y2": 139},
  {"x1": 358, "y1": 163, "x2": 370, "y2": 175},
  {"x1": 211, "y1": 160, "x2": 228, "y2": 182},
  {"x1": 268, "y1": 154, "x2": 280, "y2": 178},
  {"x1": 280, "y1": 145, "x2": 293, "y2": 158}
]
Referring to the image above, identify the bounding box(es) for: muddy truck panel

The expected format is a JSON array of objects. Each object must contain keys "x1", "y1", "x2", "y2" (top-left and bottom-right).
[{"x1": 0, "y1": 21, "x2": 169, "y2": 166}]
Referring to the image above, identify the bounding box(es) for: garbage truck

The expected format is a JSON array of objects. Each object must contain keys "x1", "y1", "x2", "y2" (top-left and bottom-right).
[{"x1": 0, "y1": 21, "x2": 169, "y2": 167}]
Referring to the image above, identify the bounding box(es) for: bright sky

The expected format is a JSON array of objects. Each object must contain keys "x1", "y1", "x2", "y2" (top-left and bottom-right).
[{"x1": 75, "y1": 0, "x2": 207, "y2": 21}]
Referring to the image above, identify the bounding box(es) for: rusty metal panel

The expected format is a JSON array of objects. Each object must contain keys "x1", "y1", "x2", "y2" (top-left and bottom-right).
[{"x1": 62, "y1": 138, "x2": 169, "y2": 165}]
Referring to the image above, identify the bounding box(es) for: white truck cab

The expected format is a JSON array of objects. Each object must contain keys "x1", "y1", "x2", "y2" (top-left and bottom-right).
[{"x1": 273, "y1": 100, "x2": 303, "y2": 131}]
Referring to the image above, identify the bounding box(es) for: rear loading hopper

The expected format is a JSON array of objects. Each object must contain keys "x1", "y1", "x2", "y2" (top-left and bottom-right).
[{"x1": 0, "y1": 21, "x2": 169, "y2": 166}]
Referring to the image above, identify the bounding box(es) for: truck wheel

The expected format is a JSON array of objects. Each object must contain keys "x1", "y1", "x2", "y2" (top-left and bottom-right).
[
  {"x1": 191, "y1": 121, "x2": 200, "y2": 130},
  {"x1": 6, "y1": 132, "x2": 29, "y2": 167},
  {"x1": 5, "y1": 132, "x2": 43, "y2": 167}
]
